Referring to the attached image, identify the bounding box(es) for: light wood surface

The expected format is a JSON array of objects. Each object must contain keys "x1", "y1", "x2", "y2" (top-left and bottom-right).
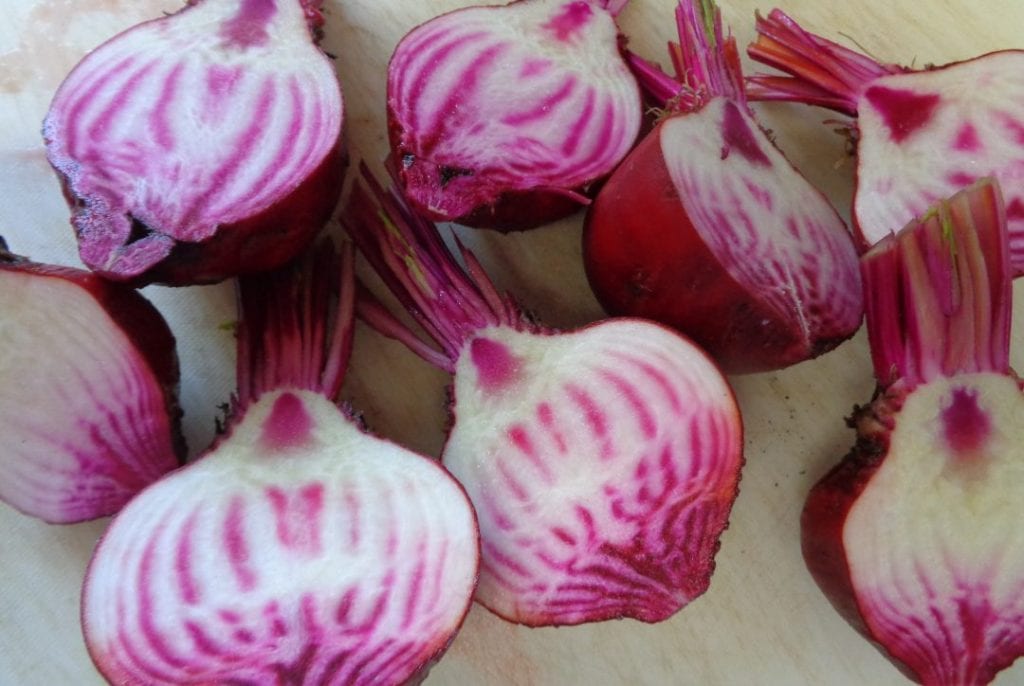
[{"x1": 2, "y1": 0, "x2": 1024, "y2": 684}]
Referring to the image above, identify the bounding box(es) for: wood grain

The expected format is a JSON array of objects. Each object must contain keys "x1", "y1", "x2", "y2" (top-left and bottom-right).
[{"x1": 1, "y1": 0, "x2": 1023, "y2": 684}]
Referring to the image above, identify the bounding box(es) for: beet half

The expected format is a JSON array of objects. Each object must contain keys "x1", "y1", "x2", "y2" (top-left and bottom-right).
[
  {"x1": 82, "y1": 243, "x2": 480, "y2": 685},
  {"x1": 344, "y1": 165, "x2": 743, "y2": 627},
  {"x1": 387, "y1": 0, "x2": 641, "y2": 231},
  {"x1": 804, "y1": 179, "x2": 1024, "y2": 685},
  {"x1": 0, "y1": 238, "x2": 183, "y2": 523},
  {"x1": 748, "y1": 8, "x2": 1024, "y2": 276},
  {"x1": 583, "y1": 0, "x2": 862, "y2": 373},
  {"x1": 43, "y1": 0, "x2": 346, "y2": 286}
]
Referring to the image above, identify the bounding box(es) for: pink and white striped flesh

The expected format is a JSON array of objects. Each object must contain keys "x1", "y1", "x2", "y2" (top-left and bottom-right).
[
  {"x1": 344, "y1": 168, "x2": 743, "y2": 626},
  {"x1": 0, "y1": 240, "x2": 183, "y2": 523},
  {"x1": 446, "y1": 322, "x2": 741, "y2": 625},
  {"x1": 747, "y1": 9, "x2": 1024, "y2": 274},
  {"x1": 583, "y1": 0, "x2": 862, "y2": 373},
  {"x1": 82, "y1": 246, "x2": 479, "y2": 685},
  {"x1": 43, "y1": 0, "x2": 345, "y2": 285},
  {"x1": 387, "y1": 0, "x2": 641, "y2": 231},
  {"x1": 803, "y1": 180, "x2": 1024, "y2": 685}
]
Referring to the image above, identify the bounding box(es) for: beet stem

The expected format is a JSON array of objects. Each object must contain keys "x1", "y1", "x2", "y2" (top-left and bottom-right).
[
  {"x1": 235, "y1": 240, "x2": 355, "y2": 410},
  {"x1": 354, "y1": 286, "x2": 455, "y2": 372},
  {"x1": 627, "y1": 0, "x2": 744, "y2": 112},
  {"x1": 862, "y1": 178, "x2": 1011, "y2": 387},
  {"x1": 745, "y1": 8, "x2": 903, "y2": 115},
  {"x1": 342, "y1": 163, "x2": 528, "y2": 368}
]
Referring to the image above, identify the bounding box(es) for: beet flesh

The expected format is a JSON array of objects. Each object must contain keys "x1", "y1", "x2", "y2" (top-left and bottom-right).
[{"x1": 43, "y1": 0, "x2": 346, "y2": 286}]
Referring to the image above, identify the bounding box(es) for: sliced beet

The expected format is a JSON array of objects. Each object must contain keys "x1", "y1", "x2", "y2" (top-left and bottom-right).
[
  {"x1": 0, "y1": 240, "x2": 183, "y2": 523},
  {"x1": 386, "y1": 0, "x2": 641, "y2": 231},
  {"x1": 343, "y1": 165, "x2": 743, "y2": 626},
  {"x1": 43, "y1": 0, "x2": 346, "y2": 286},
  {"x1": 582, "y1": 0, "x2": 862, "y2": 373},
  {"x1": 803, "y1": 179, "x2": 1024, "y2": 685},
  {"x1": 82, "y1": 244, "x2": 479, "y2": 685},
  {"x1": 748, "y1": 8, "x2": 1024, "y2": 275}
]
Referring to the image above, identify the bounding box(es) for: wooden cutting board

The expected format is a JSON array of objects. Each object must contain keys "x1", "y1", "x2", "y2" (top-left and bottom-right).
[{"x1": 2, "y1": 0, "x2": 1023, "y2": 683}]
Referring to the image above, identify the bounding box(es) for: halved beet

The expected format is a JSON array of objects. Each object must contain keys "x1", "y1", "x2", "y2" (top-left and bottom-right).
[
  {"x1": 43, "y1": 0, "x2": 345, "y2": 286},
  {"x1": 444, "y1": 320, "x2": 742, "y2": 624},
  {"x1": 386, "y1": 0, "x2": 641, "y2": 231},
  {"x1": 344, "y1": 165, "x2": 743, "y2": 627},
  {"x1": 82, "y1": 244, "x2": 479, "y2": 685},
  {"x1": 582, "y1": 0, "x2": 862, "y2": 373},
  {"x1": 0, "y1": 239, "x2": 183, "y2": 523},
  {"x1": 804, "y1": 179, "x2": 1024, "y2": 685},
  {"x1": 747, "y1": 9, "x2": 1024, "y2": 274}
]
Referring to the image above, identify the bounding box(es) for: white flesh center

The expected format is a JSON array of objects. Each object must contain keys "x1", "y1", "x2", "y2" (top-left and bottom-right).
[
  {"x1": 444, "y1": 320, "x2": 741, "y2": 624},
  {"x1": 660, "y1": 98, "x2": 862, "y2": 342},
  {"x1": 846, "y1": 373, "x2": 1024, "y2": 683},
  {"x1": 0, "y1": 270, "x2": 176, "y2": 522},
  {"x1": 83, "y1": 389, "x2": 477, "y2": 686}
]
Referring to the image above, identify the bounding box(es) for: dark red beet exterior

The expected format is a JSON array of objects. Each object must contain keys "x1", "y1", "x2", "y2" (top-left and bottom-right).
[
  {"x1": 801, "y1": 388, "x2": 924, "y2": 684},
  {"x1": 802, "y1": 393, "x2": 891, "y2": 638}
]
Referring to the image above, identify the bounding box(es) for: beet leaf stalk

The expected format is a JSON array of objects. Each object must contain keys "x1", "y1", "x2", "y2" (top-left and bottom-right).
[
  {"x1": 0, "y1": 239, "x2": 184, "y2": 524},
  {"x1": 747, "y1": 9, "x2": 1024, "y2": 275},
  {"x1": 82, "y1": 241, "x2": 479, "y2": 686},
  {"x1": 582, "y1": 0, "x2": 862, "y2": 374},
  {"x1": 43, "y1": 0, "x2": 346, "y2": 286},
  {"x1": 343, "y1": 164, "x2": 743, "y2": 627},
  {"x1": 802, "y1": 178, "x2": 1024, "y2": 685}
]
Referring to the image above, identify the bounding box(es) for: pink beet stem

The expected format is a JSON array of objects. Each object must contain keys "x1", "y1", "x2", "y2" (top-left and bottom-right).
[
  {"x1": 342, "y1": 163, "x2": 530, "y2": 370},
  {"x1": 861, "y1": 178, "x2": 1011, "y2": 388},
  {"x1": 354, "y1": 285, "x2": 454, "y2": 371},
  {"x1": 627, "y1": 0, "x2": 743, "y2": 112},
  {"x1": 235, "y1": 240, "x2": 356, "y2": 409},
  {"x1": 745, "y1": 8, "x2": 903, "y2": 115}
]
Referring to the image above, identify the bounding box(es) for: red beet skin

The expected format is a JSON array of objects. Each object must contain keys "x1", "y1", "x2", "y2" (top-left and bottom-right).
[{"x1": 800, "y1": 393, "x2": 897, "y2": 658}]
